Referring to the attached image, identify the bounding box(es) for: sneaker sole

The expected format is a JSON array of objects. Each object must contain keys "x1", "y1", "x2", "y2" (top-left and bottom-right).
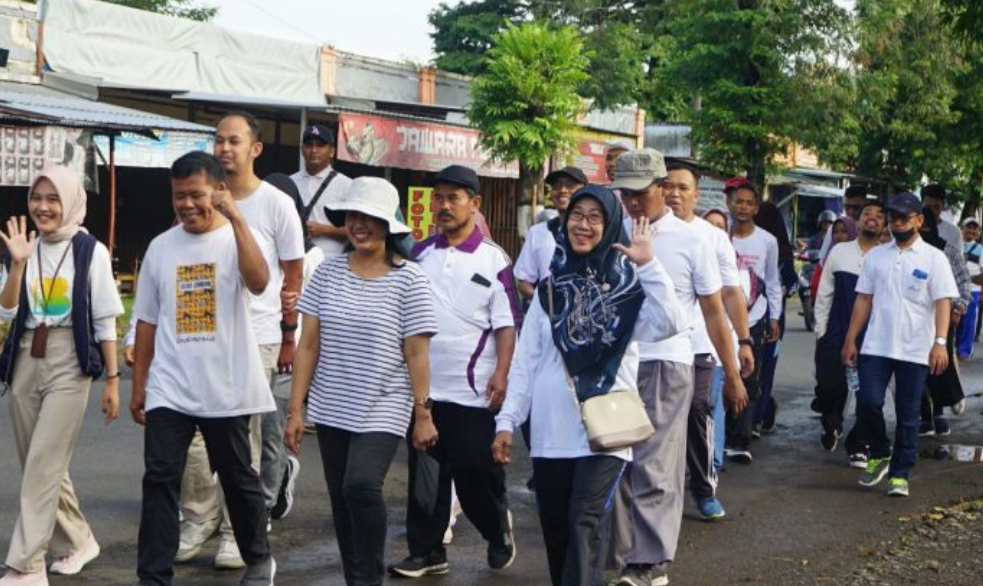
[
  {"x1": 215, "y1": 553, "x2": 246, "y2": 570},
  {"x1": 848, "y1": 459, "x2": 868, "y2": 470},
  {"x1": 887, "y1": 488, "x2": 909, "y2": 497},
  {"x1": 699, "y1": 510, "x2": 726, "y2": 521},
  {"x1": 389, "y1": 563, "x2": 450, "y2": 578},
  {"x1": 174, "y1": 543, "x2": 203, "y2": 563},
  {"x1": 273, "y1": 458, "x2": 302, "y2": 520}
]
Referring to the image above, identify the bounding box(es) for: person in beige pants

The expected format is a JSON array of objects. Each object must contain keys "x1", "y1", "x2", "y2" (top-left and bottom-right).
[{"x1": 0, "y1": 165, "x2": 123, "y2": 586}]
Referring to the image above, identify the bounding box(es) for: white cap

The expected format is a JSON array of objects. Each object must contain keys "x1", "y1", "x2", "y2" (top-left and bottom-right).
[{"x1": 328, "y1": 177, "x2": 411, "y2": 235}]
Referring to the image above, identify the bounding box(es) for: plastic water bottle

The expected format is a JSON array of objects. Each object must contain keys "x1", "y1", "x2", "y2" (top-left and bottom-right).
[{"x1": 846, "y1": 366, "x2": 860, "y2": 394}]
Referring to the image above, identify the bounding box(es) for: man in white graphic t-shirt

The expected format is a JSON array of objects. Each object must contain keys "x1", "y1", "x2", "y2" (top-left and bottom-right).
[
  {"x1": 725, "y1": 181, "x2": 782, "y2": 464},
  {"x1": 132, "y1": 151, "x2": 275, "y2": 586}
]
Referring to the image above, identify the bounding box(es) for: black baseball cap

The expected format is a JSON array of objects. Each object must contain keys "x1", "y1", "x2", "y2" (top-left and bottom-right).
[
  {"x1": 545, "y1": 166, "x2": 589, "y2": 186},
  {"x1": 434, "y1": 165, "x2": 480, "y2": 193},
  {"x1": 887, "y1": 192, "x2": 922, "y2": 216},
  {"x1": 844, "y1": 184, "x2": 870, "y2": 199},
  {"x1": 302, "y1": 124, "x2": 335, "y2": 145}
]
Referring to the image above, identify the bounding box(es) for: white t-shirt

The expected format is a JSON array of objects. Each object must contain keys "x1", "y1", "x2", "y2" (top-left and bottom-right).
[
  {"x1": 0, "y1": 237, "x2": 123, "y2": 341},
  {"x1": 289, "y1": 166, "x2": 353, "y2": 258},
  {"x1": 236, "y1": 181, "x2": 305, "y2": 345},
  {"x1": 686, "y1": 216, "x2": 740, "y2": 359},
  {"x1": 497, "y1": 258, "x2": 685, "y2": 461},
  {"x1": 513, "y1": 221, "x2": 557, "y2": 285},
  {"x1": 134, "y1": 224, "x2": 275, "y2": 417},
  {"x1": 856, "y1": 238, "x2": 959, "y2": 365},
  {"x1": 629, "y1": 211, "x2": 722, "y2": 365},
  {"x1": 731, "y1": 226, "x2": 783, "y2": 325},
  {"x1": 414, "y1": 228, "x2": 521, "y2": 408}
]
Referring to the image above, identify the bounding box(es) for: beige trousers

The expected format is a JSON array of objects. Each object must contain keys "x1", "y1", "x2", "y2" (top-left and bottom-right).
[
  {"x1": 5, "y1": 329, "x2": 93, "y2": 573},
  {"x1": 180, "y1": 344, "x2": 277, "y2": 536}
]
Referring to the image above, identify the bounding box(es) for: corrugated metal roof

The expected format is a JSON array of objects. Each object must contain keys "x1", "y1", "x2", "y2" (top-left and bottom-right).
[{"x1": 0, "y1": 87, "x2": 213, "y2": 134}]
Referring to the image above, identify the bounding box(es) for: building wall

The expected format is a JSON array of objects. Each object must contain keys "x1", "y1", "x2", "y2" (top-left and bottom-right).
[
  {"x1": 0, "y1": 1, "x2": 39, "y2": 84},
  {"x1": 332, "y1": 51, "x2": 419, "y2": 103}
]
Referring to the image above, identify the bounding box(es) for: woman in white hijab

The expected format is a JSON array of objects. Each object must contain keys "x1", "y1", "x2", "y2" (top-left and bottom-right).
[{"x1": 0, "y1": 165, "x2": 123, "y2": 586}]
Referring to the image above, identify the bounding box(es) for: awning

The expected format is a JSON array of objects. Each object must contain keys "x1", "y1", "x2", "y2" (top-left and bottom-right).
[{"x1": 0, "y1": 84, "x2": 213, "y2": 136}]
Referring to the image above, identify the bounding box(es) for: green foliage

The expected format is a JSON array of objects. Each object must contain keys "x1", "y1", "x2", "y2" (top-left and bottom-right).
[
  {"x1": 428, "y1": 0, "x2": 525, "y2": 77},
  {"x1": 655, "y1": 0, "x2": 853, "y2": 189},
  {"x1": 468, "y1": 22, "x2": 590, "y2": 171},
  {"x1": 100, "y1": 0, "x2": 217, "y2": 21}
]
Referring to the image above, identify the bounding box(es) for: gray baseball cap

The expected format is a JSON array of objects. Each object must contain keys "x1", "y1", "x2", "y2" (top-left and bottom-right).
[{"x1": 610, "y1": 148, "x2": 668, "y2": 191}]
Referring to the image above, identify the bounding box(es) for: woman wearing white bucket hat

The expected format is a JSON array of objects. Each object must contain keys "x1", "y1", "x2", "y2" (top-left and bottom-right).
[{"x1": 284, "y1": 177, "x2": 439, "y2": 586}]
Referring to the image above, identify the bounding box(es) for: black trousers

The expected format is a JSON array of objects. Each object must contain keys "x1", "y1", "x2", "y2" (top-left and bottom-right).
[
  {"x1": 534, "y1": 456, "x2": 625, "y2": 586},
  {"x1": 726, "y1": 320, "x2": 766, "y2": 451},
  {"x1": 406, "y1": 400, "x2": 509, "y2": 557},
  {"x1": 687, "y1": 354, "x2": 717, "y2": 499},
  {"x1": 316, "y1": 425, "x2": 400, "y2": 586},
  {"x1": 137, "y1": 408, "x2": 270, "y2": 586},
  {"x1": 815, "y1": 337, "x2": 871, "y2": 454},
  {"x1": 922, "y1": 326, "x2": 964, "y2": 422}
]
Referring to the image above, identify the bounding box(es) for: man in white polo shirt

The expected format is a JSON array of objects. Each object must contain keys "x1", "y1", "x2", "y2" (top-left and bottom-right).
[
  {"x1": 289, "y1": 124, "x2": 352, "y2": 257},
  {"x1": 388, "y1": 165, "x2": 521, "y2": 578},
  {"x1": 842, "y1": 192, "x2": 958, "y2": 498},
  {"x1": 514, "y1": 166, "x2": 587, "y2": 299},
  {"x1": 662, "y1": 162, "x2": 754, "y2": 521},
  {"x1": 609, "y1": 149, "x2": 748, "y2": 586}
]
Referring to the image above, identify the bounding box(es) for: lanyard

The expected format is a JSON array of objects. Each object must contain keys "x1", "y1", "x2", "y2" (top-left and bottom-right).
[{"x1": 36, "y1": 240, "x2": 72, "y2": 323}]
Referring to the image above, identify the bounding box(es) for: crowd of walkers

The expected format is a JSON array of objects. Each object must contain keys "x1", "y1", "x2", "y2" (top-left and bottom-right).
[{"x1": 0, "y1": 111, "x2": 974, "y2": 586}]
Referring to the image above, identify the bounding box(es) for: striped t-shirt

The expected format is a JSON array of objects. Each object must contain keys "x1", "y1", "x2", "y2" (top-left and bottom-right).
[{"x1": 298, "y1": 254, "x2": 438, "y2": 436}]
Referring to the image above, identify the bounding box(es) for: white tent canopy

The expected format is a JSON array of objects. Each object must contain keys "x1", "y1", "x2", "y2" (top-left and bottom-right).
[{"x1": 41, "y1": 0, "x2": 324, "y2": 105}]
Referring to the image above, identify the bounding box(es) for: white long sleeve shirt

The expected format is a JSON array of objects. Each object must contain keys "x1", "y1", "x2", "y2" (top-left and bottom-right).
[
  {"x1": 732, "y1": 226, "x2": 783, "y2": 325},
  {"x1": 496, "y1": 258, "x2": 684, "y2": 461}
]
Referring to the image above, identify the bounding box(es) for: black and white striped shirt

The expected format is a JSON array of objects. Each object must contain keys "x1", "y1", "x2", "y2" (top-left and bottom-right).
[{"x1": 298, "y1": 254, "x2": 438, "y2": 436}]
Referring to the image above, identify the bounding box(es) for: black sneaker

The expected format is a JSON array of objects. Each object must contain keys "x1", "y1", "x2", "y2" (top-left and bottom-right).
[
  {"x1": 751, "y1": 424, "x2": 762, "y2": 439},
  {"x1": 918, "y1": 421, "x2": 936, "y2": 437},
  {"x1": 725, "y1": 448, "x2": 753, "y2": 464},
  {"x1": 388, "y1": 551, "x2": 449, "y2": 578},
  {"x1": 934, "y1": 417, "x2": 951, "y2": 436},
  {"x1": 820, "y1": 428, "x2": 838, "y2": 452},
  {"x1": 487, "y1": 511, "x2": 516, "y2": 569}
]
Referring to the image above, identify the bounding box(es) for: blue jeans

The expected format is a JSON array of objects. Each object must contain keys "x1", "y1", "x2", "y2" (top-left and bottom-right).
[
  {"x1": 956, "y1": 291, "x2": 980, "y2": 358},
  {"x1": 856, "y1": 355, "x2": 928, "y2": 480},
  {"x1": 710, "y1": 365, "x2": 725, "y2": 473}
]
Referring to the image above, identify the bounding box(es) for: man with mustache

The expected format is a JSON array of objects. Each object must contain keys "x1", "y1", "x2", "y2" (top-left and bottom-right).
[{"x1": 389, "y1": 165, "x2": 521, "y2": 578}]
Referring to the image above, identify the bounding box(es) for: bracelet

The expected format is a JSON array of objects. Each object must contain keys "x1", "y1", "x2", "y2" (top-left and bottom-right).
[
  {"x1": 737, "y1": 338, "x2": 753, "y2": 347},
  {"x1": 105, "y1": 371, "x2": 120, "y2": 380},
  {"x1": 280, "y1": 320, "x2": 299, "y2": 333}
]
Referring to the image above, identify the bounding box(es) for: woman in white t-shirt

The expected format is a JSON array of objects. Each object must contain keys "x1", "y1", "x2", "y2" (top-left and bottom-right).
[
  {"x1": 284, "y1": 177, "x2": 438, "y2": 586},
  {"x1": 492, "y1": 185, "x2": 683, "y2": 586},
  {"x1": 0, "y1": 165, "x2": 123, "y2": 585}
]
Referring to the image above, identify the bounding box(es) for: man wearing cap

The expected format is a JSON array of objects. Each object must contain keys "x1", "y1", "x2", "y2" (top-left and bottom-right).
[
  {"x1": 843, "y1": 192, "x2": 958, "y2": 497},
  {"x1": 607, "y1": 149, "x2": 747, "y2": 586},
  {"x1": 957, "y1": 217, "x2": 983, "y2": 359},
  {"x1": 290, "y1": 124, "x2": 353, "y2": 257},
  {"x1": 514, "y1": 166, "x2": 587, "y2": 299},
  {"x1": 724, "y1": 181, "x2": 782, "y2": 464},
  {"x1": 389, "y1": 165, "x2": 522, "y2": 578},
  {"x1": 817, "y1": 185, "x2": 873, "y2": 262}
]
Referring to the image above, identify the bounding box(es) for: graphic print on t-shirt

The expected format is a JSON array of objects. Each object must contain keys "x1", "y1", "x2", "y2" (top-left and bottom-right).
[
  {"x1": 176, "y1": 263, "x2": 217, "y2": 340},
  {"x1": 31, "y1": 276, "x2": 70, "y2": 319}
]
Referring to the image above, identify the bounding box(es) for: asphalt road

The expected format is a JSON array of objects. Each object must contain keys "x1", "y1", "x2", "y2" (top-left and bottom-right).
[{"x1": 1, "y1": 306, "x2": 982, "y2": 585}]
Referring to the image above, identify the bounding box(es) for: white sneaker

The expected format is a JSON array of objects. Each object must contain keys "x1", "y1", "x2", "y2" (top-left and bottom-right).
[
  {"x1": 0, "y1": 568, "x2": 48, "y2": 586},
  {"x1": 175, "y1": 518, "x2": 219, "y2": 563},
  {"x1": 49, "y1": 533, "x2": 100, "y2": 575},
  {"x1": 442, "y1": 525, "x2": 454, "y2": 545},
  {"x1": 215, "y1": 537, "x2": 246, "y2": 569},
  {"x1": 952, "y1": 398, "x2": 966, "y2": 416}
]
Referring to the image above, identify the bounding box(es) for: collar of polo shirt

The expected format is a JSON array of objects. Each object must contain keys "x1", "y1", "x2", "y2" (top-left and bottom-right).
[{"x1": 434, "y1": 225, "x2": 483, "y2": 253}]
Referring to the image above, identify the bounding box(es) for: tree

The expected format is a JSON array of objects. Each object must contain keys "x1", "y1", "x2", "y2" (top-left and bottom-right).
[
  {"x1": 469, "y1": 22, "x2": 590, "y2": 213},
  {"x1": 654, "y1": 0, "x2": 853, "y2": 191},
  {"x1": 100, "y1": 0, "x2": 217, "y2": 21},
  {"x1": 852, "y1": 0, "x2": 964, "y2": 187},
  {"x1": 428, "y1": 0, "x2": 525, "y2": 77}
]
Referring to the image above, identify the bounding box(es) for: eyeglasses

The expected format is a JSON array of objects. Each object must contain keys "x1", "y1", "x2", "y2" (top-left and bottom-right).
[{"x1": 568, "y1": 211, "x2": 605, "y2": 226}]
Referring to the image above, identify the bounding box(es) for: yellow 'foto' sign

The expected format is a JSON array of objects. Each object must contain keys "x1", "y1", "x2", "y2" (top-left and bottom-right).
[{"x1": 407, "y1": 186, "x2": 437, "y2": 241}]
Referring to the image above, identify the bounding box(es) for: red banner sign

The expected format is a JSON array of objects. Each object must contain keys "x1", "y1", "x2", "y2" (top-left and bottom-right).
[{"x1": 338, "y1": 112, "x2": 518, "y2": 178}]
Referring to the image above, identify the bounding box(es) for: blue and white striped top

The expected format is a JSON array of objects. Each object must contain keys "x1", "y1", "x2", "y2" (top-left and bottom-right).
[{"x1": 297, "y1": 254, "x2": 438, "y2": 436}]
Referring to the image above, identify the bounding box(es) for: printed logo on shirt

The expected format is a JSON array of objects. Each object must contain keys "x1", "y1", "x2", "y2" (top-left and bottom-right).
[
  {"x1": 735, "y1": 252, "x2": 763, "y2": 271},
  {"x1": 31, "y1": 276, "x2": 70, "y2": 318},
  {"x1": 176, "y1": 263, "x2": 217, "y2": 340}
]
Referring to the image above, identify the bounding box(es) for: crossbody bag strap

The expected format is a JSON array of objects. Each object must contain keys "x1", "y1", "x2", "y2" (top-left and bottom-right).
[{"x1": 302, "y1": 170, "x2": 338, "y2": 223}]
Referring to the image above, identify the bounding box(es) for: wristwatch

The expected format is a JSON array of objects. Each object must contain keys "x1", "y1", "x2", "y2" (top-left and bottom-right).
[
  {"x1": 105, "y1": 371, "x2": 120, "y2": 380},
  {"x1": 414, "y1": 397, "x2": 433, "y2": 410},
  {"x1": 737, "y1": 338, "x2": 753, "y2": 347},
  {"x1": 934, "y1": 336, "x2": 947, "y2": 346}
]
